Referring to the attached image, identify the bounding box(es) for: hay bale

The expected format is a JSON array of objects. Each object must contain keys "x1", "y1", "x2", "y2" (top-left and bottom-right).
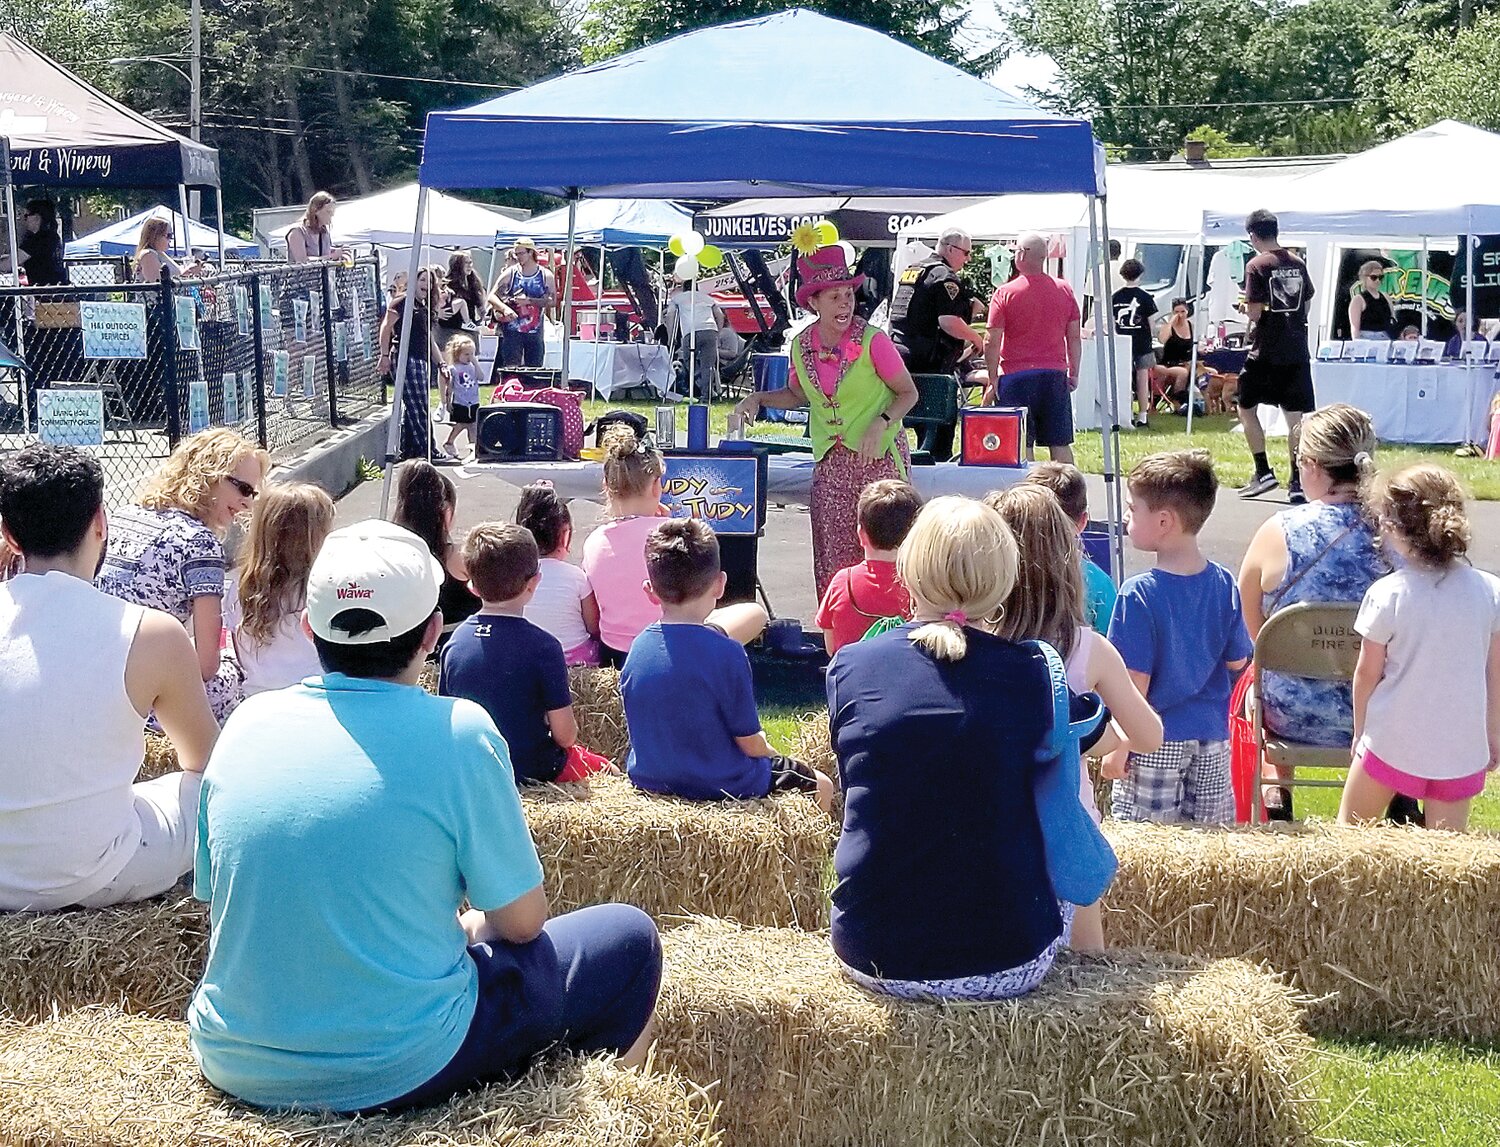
[
  {"x1": 568, "y1": 667, "x2": 630, "y2": 767},
  {"x1": 0, "y1": 895, "x2": 207, "y2": 1021},
  {"x1": 782, "y1": 712, "x2": 837, "y2": 785},
  {"x1": 1103, "y1": 820, "x2": 1500, "y2": 1041},
  {"x1": 653, "y1": 918, "x2": 1314, "y2": 1147},
  {"x1": 523, "y1": 775, "x2": 833, "y2": 928},
  {"x1": 139, "y1": 734, "x2": 180, "y2": 781},
  {"x1": 418, "y1": 662, "x2": 440, "y2": 696},
  {"x1": 0, "y1": 1008, "x2": 721, "y2": 1147}
]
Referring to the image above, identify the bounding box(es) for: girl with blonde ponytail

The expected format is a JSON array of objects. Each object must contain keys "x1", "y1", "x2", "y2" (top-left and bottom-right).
[
  {"x1": 826, "y1": 496, "x2": 1116, "y2": 1002},
  {"x1": 1340, "y1": 464, "x2": 1500, "y2": 832}
]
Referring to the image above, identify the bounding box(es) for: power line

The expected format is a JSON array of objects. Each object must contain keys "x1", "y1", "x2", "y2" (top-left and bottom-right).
[
  {"x1": 261, "y1": 62, "x2": 521, "y2": 91},
  {"x1": 1090, "y1": 95, "x2": 1360, "y2": 111}
]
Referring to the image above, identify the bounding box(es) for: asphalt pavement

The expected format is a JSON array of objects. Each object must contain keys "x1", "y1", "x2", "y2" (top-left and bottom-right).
[{"x1": 336, "y1": 463, "x2": 1500, "y2": 627}]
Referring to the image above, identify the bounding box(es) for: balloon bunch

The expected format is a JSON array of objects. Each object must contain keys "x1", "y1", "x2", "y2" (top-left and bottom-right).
[{"x1": 668, "y1": 230, "x2": 724, "y2": 280}]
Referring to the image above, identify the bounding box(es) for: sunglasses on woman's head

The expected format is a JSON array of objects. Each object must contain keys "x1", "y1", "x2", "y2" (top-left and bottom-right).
[{"x1": 225, "y1": 476, "x2": 259, "y2": 499}]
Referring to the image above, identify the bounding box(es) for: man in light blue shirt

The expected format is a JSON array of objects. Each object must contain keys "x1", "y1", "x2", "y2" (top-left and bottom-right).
[{"x1": 189, "y1": 520, "x2": 660, "y2": 1114}]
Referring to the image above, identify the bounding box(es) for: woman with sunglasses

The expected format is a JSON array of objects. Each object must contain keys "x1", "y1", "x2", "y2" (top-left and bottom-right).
[
  {"x1": 1348, "y1": 260, "x2": 1395, "y2": 341},
  {"x1": 98, "y1": 429, "x2": 270, "y2": 722}
]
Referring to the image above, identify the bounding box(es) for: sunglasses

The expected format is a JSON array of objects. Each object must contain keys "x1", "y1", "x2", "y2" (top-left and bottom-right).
[{"x1": 224, "y1": 475, "x2": 259, "y2": 499}]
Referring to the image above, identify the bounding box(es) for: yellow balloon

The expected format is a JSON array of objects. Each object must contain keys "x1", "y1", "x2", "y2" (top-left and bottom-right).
[
  {"x1": 699, "y1": 244, "x2": 724, "y2": 269},
  {"x1": 668, "y1": 235, "x2": 686, "y2": 257},
  {"x1": 815, "y1": 220, "x2": 839, "y2": 245}
]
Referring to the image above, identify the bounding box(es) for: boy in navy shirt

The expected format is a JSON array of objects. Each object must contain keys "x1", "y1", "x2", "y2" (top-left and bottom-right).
[
  {"x1": 1106, "y1": 451, "x2": 1252, "y2": 823},
  {"x1": 622, "y1": 519, "x2": 833, "y2": 810},
  {"x1": 440, "y1": 523, "x2": 613, "y2": 785}
]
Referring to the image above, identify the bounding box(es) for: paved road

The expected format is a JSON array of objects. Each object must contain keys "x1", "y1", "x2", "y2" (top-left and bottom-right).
[{"x1": 337, "y1": 465, "x2": 1500, "y2": 627}]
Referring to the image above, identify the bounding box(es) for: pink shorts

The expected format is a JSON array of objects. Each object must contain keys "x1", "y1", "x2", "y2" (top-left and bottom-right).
[{"x1": 1357, "y1": 746, "x2": 1488, "y2": 802}]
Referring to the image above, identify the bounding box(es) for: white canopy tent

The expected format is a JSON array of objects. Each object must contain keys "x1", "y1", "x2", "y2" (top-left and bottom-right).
[
  {"x1": 496, "y1": 198, "x2": 691, "y2": 247},
  {"x1": 271, "y1": 183, "x2": 526, "y2": 249}
]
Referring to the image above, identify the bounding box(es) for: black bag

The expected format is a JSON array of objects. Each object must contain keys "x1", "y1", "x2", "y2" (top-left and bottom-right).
[{"x1": 589, "y1": 409, "x2": 650, "y2": 447}]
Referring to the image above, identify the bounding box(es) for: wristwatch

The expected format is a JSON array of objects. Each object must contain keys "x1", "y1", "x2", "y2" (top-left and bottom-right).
[{"x1": 878, "y1": 411, "x2": 892, "y2": 424}]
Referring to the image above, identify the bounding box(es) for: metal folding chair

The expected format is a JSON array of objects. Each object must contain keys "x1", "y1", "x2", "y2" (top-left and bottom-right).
[
  {"x1": 903, "y1": 372, "x2": 959, "y2": 464},
  {"x1": 1249, "y1": 601, "x2": 1363, "y2": 821}
]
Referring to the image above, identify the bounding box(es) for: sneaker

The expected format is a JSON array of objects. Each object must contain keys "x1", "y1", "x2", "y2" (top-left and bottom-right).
[
  {"x1": 1237, "y1": 472, "x2": 1279, "y2": 498},
  {"x1": 1287, "y1": 481, "x2": 1307, "y2": 505}
]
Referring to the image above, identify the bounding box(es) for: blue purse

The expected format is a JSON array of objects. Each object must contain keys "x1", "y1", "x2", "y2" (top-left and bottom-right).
[{"x1": 1027, "y1": 640, "x2": 1117, "y2": 906}]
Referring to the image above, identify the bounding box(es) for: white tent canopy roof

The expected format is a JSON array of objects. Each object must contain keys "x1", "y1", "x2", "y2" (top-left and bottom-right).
[
  {"x1": 494, "y1": 198, "x2": 692, "y2": 247},
  {"x1": 904, "y1": 166, "x2": 1286, "y2": 243},
  {"x1": 1201, "y1": 120, "x2": 1500, "y2": 240},
  {"x1": 272, "y1": 183, "x2": 526, "y2": 249}
]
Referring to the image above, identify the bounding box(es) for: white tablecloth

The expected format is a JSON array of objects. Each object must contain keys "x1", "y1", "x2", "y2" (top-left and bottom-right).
[
  {"x1": 1313, "y1": 361, "x2": 1500, "y2": 444},
  {"x1": 565, "y1": 341, "x2": 672, "y2": 399},
  {"x1": 467, "y1": 454, "x2": 1032, "y2": 507}
]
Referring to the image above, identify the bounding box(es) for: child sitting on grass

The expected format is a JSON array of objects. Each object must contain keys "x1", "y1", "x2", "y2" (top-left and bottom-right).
[
  {"x1": 815, "y1": 479, "x2": 922, "y2": 654},
  {"x1": 622, "y1": 518, "x2": 833, "y2": 811},
  {"x1": 1106, "y1": 450, "x2": 1252, "y2": 824},
  {"x1": 1340, "y1": 463, "x2": 1500, "y2": 831},
  {"x1": 516, "y1": 482, "x2": 601, "y2": 666},
  {"x1": 1023, "y1": 461, "x2": 1116, "y2": 633},
  {"x1": 439, "y1": 523, "x2": 614, "y2": 785}
]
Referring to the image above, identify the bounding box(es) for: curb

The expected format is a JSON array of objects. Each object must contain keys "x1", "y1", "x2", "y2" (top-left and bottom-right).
[{"x1": 269, "y1": 408, "x2": 390, "y2": 499}]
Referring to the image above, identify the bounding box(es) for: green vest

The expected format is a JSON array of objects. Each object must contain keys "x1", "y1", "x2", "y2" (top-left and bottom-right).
[{"x1": 790, "y1": 323, "x2": 905, "y2": 474}]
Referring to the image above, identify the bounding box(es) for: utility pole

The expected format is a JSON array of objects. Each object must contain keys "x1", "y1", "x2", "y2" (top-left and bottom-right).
[{"x1": 188, "y1": 0, "x2": 201, "y2": 220}]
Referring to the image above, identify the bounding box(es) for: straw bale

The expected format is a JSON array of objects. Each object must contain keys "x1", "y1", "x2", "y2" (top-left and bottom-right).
[
  {"x1": 0, "y1": 1008, "x2": 720, "y2": 1147},
  {"x1": 0, "y1": 895, "x2": 207, "y2": 1021},
  {"x1": 782, "y1": 712, "x2": 837, "y2": 785},
  {"x1": 522, "y1": 774, "x2": 833, "y2": 928},
  {"x1": 652, "y1": 918, "x2": 1313, "y2": 1147},
  {"x1": 139, "y1": 734, "x2": 180, "y2": 781},
  {"x1": 568, "y1": 668, "x2": 631, "y2": 767},
  {"x1": 418, "y1": 662, "x2": 440, "y2": 696},
  {"x1": 1103, "y1": 820, "x2": 1500, "y2": 1040}
]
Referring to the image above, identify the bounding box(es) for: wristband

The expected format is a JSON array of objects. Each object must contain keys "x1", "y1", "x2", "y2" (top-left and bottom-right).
[{"x1": 878, "y1": 412, "x2": 892, "y2": 424}]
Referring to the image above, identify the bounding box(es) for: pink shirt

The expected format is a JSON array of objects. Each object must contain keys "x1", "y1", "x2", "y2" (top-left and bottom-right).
[
  {"x1": 797, "y1": 327, "x2": 906, "y2": 397},
  {"x1": 986, "y1": 274, "x2": 1081, "y2": 376},
  {"x1": 580, "y1": 515, "x2": 662, "y2": 652}
]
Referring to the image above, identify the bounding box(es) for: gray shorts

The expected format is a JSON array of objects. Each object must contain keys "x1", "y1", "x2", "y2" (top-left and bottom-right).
[{"x1": 1133, "y1": 351, "x2": 1157, "y2": 372}]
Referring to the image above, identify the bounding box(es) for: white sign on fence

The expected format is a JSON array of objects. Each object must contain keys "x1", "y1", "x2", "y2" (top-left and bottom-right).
[
  {"x1": 37, "y1": 388, "x2": 104, "y2": 446},
  {"x1": 79, "y1": 302, "x2": 147, "y2": 359}
]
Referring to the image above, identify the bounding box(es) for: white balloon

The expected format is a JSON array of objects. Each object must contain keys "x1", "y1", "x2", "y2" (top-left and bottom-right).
[
  {"x1": 674, "y1": 254, "x2": 700, "y2": 281},
  {"x1": 837, "y1": 241, "x2": 857, "y2": 269},
  {"x1": 682, "y1": 231, "x2": 706, "y2": 256}
]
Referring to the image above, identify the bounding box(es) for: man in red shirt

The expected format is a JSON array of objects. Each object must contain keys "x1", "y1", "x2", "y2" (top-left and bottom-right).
[{"x1": 983, "y1": 233, "x2": 1082, "y2": 463}]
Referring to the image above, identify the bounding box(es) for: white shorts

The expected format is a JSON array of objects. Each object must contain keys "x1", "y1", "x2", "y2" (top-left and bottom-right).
[{"x1": 74, "y1": 772, "x2": 203, "y2": 908}]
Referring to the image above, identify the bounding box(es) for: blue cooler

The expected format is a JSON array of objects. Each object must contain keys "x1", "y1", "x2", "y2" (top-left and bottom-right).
[
  {"x1": 1081, "y1": 520, "x2": 1118, "y2": 576},
  {"x1": 752, "y1": 352, "x2": 791, "y2": 423}
]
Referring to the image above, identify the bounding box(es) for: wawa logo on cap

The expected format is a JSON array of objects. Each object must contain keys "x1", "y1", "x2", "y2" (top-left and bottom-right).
[{"x1": 335, "y1": 580, "x2": 375, "y2": 601}]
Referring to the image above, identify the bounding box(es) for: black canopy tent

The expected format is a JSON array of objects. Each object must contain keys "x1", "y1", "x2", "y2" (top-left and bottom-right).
[{"x1": 0, "y1": 31, "x2": 226, "y2": 358}]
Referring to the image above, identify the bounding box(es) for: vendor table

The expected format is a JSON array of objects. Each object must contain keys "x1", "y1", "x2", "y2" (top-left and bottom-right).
[
  {"x1": 1312, "y1": 361, "x2": 1500, "y2": 444},
  {"x1": 565, "y1": 341, "x2": 672, "y2": 399},
  {"x1": 469, "y1": 453, "x2": 1033, "y2": 507}
]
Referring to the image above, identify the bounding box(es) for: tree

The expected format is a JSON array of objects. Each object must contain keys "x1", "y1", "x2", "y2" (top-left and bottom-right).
[
  {"x1": 1370, "y1": 11, "x2": 1500, "y2": 131},
  {"x1": 578, "y1": 0, "x2": 998, "y2": 73}
]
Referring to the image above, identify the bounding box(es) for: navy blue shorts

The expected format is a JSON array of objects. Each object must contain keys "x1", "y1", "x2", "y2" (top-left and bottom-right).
[
  {"x1": 997, "y1": 369, "x2": 1073, "y2": 448},
  {"x1": 362, "y1": 904, "x2": 662, "y2": 1114}
]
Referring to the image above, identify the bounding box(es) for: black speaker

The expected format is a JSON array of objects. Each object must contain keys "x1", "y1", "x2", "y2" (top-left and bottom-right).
[{"x1": 475, "y1": 403, "x2": 563, "y2": 462}]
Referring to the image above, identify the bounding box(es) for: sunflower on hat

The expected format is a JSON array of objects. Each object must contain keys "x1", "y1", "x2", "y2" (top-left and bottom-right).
[{"x1": 790, "y1": 222, "x2": 822, "y2": 256}]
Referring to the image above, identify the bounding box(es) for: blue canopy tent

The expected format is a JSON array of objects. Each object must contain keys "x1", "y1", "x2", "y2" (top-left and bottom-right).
[
  {"x1": 390, "y1": 9, "x2": 1124, "y2": 571},
  {"x1": 67, "y1": 206, "x2": 259, "y2": 260}
]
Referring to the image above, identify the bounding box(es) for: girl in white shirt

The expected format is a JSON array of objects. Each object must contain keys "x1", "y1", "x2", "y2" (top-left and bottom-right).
[
  {"x1": 516, "y1": 482, "x2": 601, "y2": 665},
  {"x1": 1342, "y1": 463, "x2": 1500, "y2": 831},
  {"x1": 226, "y1": 482, "x2": 335, "y2": 695}
]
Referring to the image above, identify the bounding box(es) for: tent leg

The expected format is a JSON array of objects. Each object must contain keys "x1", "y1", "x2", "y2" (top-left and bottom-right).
[
  {"x1": 215, "y1": 188, "x2": 228, "y2": 270},
  {"x1": 560, "y1": 192, "x2": 580, "y2": 400},
  {"x1": 1187, "y1": 240, "x2": 1206, "y2": 436},
  {"x1": 2, "y1": 141, "x2": 27, "y2": 432},
  {"x1": 177, "y1": 186, "x2": 191, "y2": 257},
  {"x1": 1465, "y1": 214, "x2": 1477, "y2": 443},
  {"x1": 378, "y1": 185, "x2": 431, "y2": 518},
  {"x1": 1087, "y1": 195, "x2": 1124, "y2": 584}
]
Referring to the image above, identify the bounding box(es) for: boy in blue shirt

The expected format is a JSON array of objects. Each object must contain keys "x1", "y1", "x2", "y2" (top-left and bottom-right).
[
  {"x1": 622, "y1": 519, "x2": 834, "y2": 811},
  {"x1": 440, "y1": 523, "x2": 613, "y2": 785},
  {"x1": 1106, "y1": 451, "x2": 1252, "y2": 823}
]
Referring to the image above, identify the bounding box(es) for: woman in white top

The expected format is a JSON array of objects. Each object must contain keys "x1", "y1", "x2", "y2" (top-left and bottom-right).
[
  {"x1": 286, "y1": 191, "x2": 347, "y2": 263},
  {"x1": 227, "y1": 482, "x2": 335, "y2": 695},
  {"x1": 666, "y1": 276, "x2": 726, "y2": 399},
  {"x1": 515, "y1": 482, "x2": 600, "y2": 665},
  {"x1": 133, "y1": 217, "x2": 183, "y2": 283},
  {"x1": 987, "y1": 485, "x2": 1163, "y2": 952}
]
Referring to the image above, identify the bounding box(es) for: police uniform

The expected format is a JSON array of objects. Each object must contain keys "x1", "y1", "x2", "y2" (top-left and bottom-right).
[{"x1": 889, "y1": 257, "x2": 973, "y2": 461}]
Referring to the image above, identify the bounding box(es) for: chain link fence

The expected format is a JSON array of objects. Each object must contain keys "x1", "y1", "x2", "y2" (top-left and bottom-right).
[{"x1": 0, "y1": 256, "x2": 384, "y2": 508}]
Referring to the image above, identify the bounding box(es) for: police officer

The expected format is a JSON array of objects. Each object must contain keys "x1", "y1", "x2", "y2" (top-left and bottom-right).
[{"x1": 889, "y1": 228, "x2": 986, "y2": 460}]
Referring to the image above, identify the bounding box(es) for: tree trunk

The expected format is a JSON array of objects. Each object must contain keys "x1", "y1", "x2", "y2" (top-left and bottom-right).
[{"x1": 280, "y1": 62, "x2": 317, "y2": 199}]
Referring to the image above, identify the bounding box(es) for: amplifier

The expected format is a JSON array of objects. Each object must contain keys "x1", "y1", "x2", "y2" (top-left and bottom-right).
[
  {"x1": 959, "y1": 406, "x2": 1028, "y2": 467},
  {"x1": 476, "y1": 403, "x2": 563, "y2": 462}
]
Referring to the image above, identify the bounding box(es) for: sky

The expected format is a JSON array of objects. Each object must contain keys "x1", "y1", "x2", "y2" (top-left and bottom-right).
[{"x1": 966, "y1": 1, "x2": 1062, "y2": 101}]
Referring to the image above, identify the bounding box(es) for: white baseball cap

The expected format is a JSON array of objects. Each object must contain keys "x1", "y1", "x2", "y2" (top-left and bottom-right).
[{"x1": 306, "y1": 519, "x2": 443, "y2": 645}]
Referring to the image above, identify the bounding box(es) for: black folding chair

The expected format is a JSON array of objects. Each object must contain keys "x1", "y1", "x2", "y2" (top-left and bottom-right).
[{"x1": 902, "y1": 373, "x2": 960, "y2": 465}]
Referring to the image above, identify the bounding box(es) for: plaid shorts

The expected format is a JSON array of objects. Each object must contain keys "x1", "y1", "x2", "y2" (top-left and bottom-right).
[{"x1": 1111, "y1": 739, "x2": 1233, "y2": 825}]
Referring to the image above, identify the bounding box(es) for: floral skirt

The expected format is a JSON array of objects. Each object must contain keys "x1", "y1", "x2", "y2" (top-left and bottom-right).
[{"x1": 810, "y1": 438, "x2": 911, "y2": 600}]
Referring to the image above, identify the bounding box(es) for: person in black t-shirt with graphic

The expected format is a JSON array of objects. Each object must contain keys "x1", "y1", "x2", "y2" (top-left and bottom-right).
[
  {"x1": 1111, "y1": 259, "x2": 1158, "y2": 427},
  {"x1": 1237, "y1": 210, "x2": 1316, "y2": 503}
]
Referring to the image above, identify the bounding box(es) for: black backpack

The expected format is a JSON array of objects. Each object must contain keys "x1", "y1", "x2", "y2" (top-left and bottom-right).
[{"x1": 588, "y1": 409, "x2": 650, "y2": 447}]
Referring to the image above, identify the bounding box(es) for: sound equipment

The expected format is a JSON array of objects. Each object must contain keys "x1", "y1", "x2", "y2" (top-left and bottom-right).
[
  {"x1": 475, "y1": 403, "x2": 563, "y2": 462},
  {"x1": 959, "y1": 406, "x2": 1028, "y2": 467}
]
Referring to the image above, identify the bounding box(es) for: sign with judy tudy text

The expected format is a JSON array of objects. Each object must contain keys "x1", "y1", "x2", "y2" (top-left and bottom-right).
[
  {"x1": 79, "y1": 301, "x2": 147, "y2": 359},
  {"x1": 660, "y1": 454, "x2": 760, "y2": 536}
]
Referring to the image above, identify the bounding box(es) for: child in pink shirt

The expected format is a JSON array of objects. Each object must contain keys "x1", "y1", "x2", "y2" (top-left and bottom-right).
[
  {"x1": 582, "y1": 429, "x2": 768, "y2": 667},
  {"x1": 816, "y1": 479, "x2": 922, "y2": 654}
]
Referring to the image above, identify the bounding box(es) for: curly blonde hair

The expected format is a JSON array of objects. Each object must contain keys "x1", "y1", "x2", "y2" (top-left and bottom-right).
[
  {"x1": 1371, "y1": 463, "x2": 1471, "y2": 569},
  {"x1": 138, "y1": 428, "x2": 269, "y2": 522}
]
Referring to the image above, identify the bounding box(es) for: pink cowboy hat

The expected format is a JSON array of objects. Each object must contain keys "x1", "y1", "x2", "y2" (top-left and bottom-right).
[{"x1": 795, "y1": 246, "x2": 865, "y2": 311}]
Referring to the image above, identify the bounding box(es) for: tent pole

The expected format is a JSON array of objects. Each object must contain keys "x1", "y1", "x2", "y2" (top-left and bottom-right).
[
  {"x1": 1096, "y1": 195, "x2": 1126, "y2": 583},
  {"x1": 1420, "y1": 237, "x2": 1429, "y2": 337},
  {"x1": 378, "y1": 184, "x2": 431, "y2": 518},
  {"x1": 3, "y1": 139, "x2": 27, "y2": 431},
  {"x1": 215, "y1": 188, "x2": 227, "y2": 269},
  {"x1": 595, "y1": 243, "x2": 604, "y2": 344},
  {"x1": 1465, "y1": 212, "x2": 1477, "y2": 444},
  {"x1": 560, "y1": 192, "x2": 580, "y2": 399},
  {"x1": 1187, "y1": 239, "x2": 1205, "y2": 437},
  {"x1": 1087, "y1": 194, "x2": 1123, "y2": 584},
  {"x1": 177, "y1": 186, "x2": 191, "y2": 257}
]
